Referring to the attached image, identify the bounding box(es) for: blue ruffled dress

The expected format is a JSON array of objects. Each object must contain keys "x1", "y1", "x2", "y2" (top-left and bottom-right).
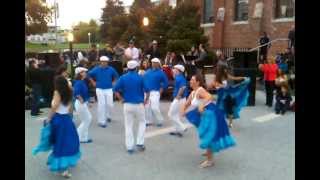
[
  {"x1": 32, "y1": 113, "x2": 81, "y2": 172},
  {"x1": 216, "y1": 78, "x2": 251, "y2": 119},
  {"x1": 186, "y1": 103, "x2": 236, "y2": 153}
]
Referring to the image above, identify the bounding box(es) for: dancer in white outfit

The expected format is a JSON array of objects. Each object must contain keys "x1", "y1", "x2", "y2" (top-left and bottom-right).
[{"x1": 168, "y1": 65, "x2": 188, "y2": 137}]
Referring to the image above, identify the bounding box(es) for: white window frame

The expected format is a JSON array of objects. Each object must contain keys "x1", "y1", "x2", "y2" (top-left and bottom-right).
[
  {"x1": 273, "y1": 0, "x2": 295, "y2": 21},
  {"x1": 200, "y1": 23, "x2": 215, "y2": 28}
]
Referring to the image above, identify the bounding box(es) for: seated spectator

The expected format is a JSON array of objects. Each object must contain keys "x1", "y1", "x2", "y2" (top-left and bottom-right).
[
  {"x1": 275, "y1": 83, "x2": 292, "y2": 115},
  {"x1": 275, "y1": 69, "x2": 288, "y2": 94}
]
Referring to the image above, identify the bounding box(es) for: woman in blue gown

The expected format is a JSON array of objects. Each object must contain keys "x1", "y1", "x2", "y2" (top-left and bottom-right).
[
  {"x1": 33, "y1": 75, "x2": 81, "y2": 178},
  {"x1": 182, "y1": 74, "x2": 236, "y2": 168},
  {"x1": 209, "y1": 65, "x2": 250, "y2": 128}
]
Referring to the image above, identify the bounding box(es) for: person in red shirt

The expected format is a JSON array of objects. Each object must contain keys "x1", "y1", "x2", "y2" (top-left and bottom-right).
[{"x1": 259, "y1": 58, "x2": 278, "y2": 107}]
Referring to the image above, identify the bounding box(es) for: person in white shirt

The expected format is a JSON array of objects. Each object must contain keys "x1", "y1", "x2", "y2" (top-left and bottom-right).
[{"x1": 125, "y1": 40, "x2": 140, "y2": 62}]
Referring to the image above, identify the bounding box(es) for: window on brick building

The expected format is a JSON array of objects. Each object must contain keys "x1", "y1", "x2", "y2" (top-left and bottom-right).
[
  {"x1": 234, "y1": 0, "x2": 249, "y2": 21},
  {"x1": 203, "y1": 0, "x2": 214, "y2": 24},
  {"x1": 274, "y1": 0, "x2": 295, "y2": 19}
]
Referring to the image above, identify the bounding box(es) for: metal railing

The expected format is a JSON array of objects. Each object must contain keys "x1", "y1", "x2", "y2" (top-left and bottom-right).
[{"x1": 249, "y1": 38, "x2": 289, "y2": 52}]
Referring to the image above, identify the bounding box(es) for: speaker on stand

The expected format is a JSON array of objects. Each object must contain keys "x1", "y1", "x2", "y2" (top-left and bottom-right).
[{"x1": 232, "y1": 51, "x2": 258, "y2": 106}]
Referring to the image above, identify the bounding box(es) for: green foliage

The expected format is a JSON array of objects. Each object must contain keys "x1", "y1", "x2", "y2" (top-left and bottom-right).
[
  {"x1": 73, "y1": 20, "x2": 100, "y2": 43},
  {"x1": 119, "y1": 0, "x2": 154, "y2": 47},
  {"x1": 165, "y1": 0, "x2": 208, "y2": 54},
  {"x1": 167, "y1": 39, "x2": 192, "y2": 54},
  {"x1": 25, "y1": 0, "x2": 52, "y2": 35},
  {"x1": 100, "y1": 0, "x2": 127, "y2": 45}
]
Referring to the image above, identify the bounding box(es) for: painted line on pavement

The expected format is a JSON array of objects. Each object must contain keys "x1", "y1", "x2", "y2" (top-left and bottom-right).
[
  {"x1": 145, "y1": 123, "x2": 193, "y2": 139},
  {"x1": 252, "y1": 113, "x2": 281, "y2": 123}
]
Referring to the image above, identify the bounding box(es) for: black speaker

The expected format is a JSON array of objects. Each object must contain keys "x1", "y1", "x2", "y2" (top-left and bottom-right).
[
  {"x1": 38, "y1": 53, "x2": 61, "y2": 69},
  {"x1": 233, "y1": 51, "x2": 258, "y2": 69},
  {"x1": 40, "y1": 68, "x2": 55, "y2": 106},
  {"x1": 233, "y1": 68, "x2": 257, "y2": 106},
  {"x1": 109, "y1": 61, "x2": 123, "y2": 75}
]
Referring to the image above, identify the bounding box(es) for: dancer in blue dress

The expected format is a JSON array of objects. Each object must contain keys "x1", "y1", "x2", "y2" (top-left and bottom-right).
[
  {"x1": 209, "y1": 65, "x2": 250, "y2": 128},
  {"x1": 182, "y1": 74, "x2": 236, "y2": 168},
  {"x1": 33, "y1": 75, "x2": 81, "y2": 178}
]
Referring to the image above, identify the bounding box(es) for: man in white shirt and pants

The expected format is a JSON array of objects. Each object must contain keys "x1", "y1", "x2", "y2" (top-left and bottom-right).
[{"x1": 125, "y1": 40, "x2": 140, "y2": 62}]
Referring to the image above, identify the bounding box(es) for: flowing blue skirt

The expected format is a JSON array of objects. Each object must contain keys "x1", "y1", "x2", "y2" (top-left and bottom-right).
[
  {"x1": 32, "y1": 113, "x2": 81, "y2": 172},
  {"x1": 216, "y1": 78, "x2": 251, "y2": 119},
  {"x1": 186, "y1": 103, "x2": 236, "y2": 153}
]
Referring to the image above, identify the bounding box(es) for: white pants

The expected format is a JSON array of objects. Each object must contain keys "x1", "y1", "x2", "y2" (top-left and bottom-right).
[
  {"x1": 149, "y1": 91, "x2": 164, "y2": 124},
  {"x1": 96, "y1": 88, "x2": 114, "y2": 125},
  {"x1": 123, "y1": 103, "x2": 146, "y2": 150},
  {"x1": 75, "y1": 100, "x2": 92, "y2": 142},
  {"x1": 144, "y1": 93, "x2": 152, "y2": 124},
  {"x1": 168, "y1": 98, "x2": 187, "y2": 132}
]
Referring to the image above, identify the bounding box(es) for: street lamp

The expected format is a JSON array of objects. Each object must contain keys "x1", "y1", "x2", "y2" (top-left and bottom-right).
[
  {"x1": 88, "y1": 32, "x2": 91, "y2": 47},
  {"x1": 67, "y1": 32, "x2": 75, "y2": 79},
  {"x1": 143, "y1": 17, "x2": 149, "y2": 26}
]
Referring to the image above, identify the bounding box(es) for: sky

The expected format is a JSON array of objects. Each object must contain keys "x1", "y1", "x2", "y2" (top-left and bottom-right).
[{"x1": 46, "y1": 0, "x2": 135, "y2": 29}]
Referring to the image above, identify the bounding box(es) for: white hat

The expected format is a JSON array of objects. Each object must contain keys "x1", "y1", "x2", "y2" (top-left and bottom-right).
[
  {"x1": 127, "y1": 60, "x2": 139, "y2": 69},
  {"x1": 151, "y1": 58, "x2": 161, "y2": 64},
  {"x1": 152, "y1": 40, "x2": 157, "y2": 44},
  {"x1": 100, "y1": 56, "x2": 109, "y2": 61},
  {"x1": 174, "y1": 64, "x2": 185, "y2": 72},
  {"x1": 75, "y1": 67, "x2": 88, "y2": 75}
]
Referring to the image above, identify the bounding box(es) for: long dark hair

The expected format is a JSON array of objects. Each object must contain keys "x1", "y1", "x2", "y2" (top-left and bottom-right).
[
  {"x1": 215, "y1": 65, "x2": 228, "y2": 84},
  {"x1": 54, "y1": 75, "x2": 72, "y2": 106},
  {"x1": 193, "y1": 73, "x2": 206, "y2": 89},
  {"x1": 55, "y1": 65, "x2": 67, "y2": 76}
]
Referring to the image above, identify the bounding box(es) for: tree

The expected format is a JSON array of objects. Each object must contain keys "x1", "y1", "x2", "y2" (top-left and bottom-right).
[
  {"x1": 73, "y1": 20, "x2": 100, "y2": 43},
  {"x1": 166, "y1": 0, "x2": 208, "y2": 53},
  {"x1": 120, "y1": 0, "x2": 154, "y2": 48},
  {"x1": 100, "y1": 0, "x2": 127, "y2": 44},
  {"x1": 25, "y1": 0, "x2": 52, "y2": 35},
  {"x1": 148, "y1": 3, "x2": 174, "y2": 56}
]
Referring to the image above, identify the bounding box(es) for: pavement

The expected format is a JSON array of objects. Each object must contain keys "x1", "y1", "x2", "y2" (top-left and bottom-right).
[{"x1": 25, "y1": 90, "x2": 295, "y2": 180}]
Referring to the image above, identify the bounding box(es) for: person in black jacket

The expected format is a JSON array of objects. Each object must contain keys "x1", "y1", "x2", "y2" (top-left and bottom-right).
[
  {"x1": 288, "y1": 25, "x2": 295, "y2": 52},
  {"x1": 259, "y1": 32, "x2": 270, "y2": 63},
  {"x1": 26, "y1": 60, "x2": 43, "y2": 116},
  {"x1": 87, "y1": 44, "x2": 98, "y2": 68},
  {"x1": 146, "y1": 40, "x2": 161, "y2": 60},
  {"x1": 275, "y1": 83, "x2": 292, "y2": 115}
]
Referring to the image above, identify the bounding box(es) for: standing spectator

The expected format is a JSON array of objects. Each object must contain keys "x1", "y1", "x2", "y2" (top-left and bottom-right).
[
  {"x1": 259, "y1": 57, "x2": 278, "y2": 107},
  {"x1": 87, "y1": 56, "x2": 119, "y2": 128},
  {"x1": 113, "y1": 60, "x2": 149, "y2": 154},
  {"x1": 283, "y1": 48, "x2": 294, "y2": 72},
  {"x1": 138, "y1": 59, "x2": 151, "y2": 76},
  {"x1": 216, "y1": 49, "x2": 228, "y2": 69},
  {"x1": 194, "y1": 44, "x2": 208, "y2": 74},
  {"x1": 88, "y1": 44, "x2": 98, "y2": 68},
  {"x1": 288, "y1": 25, "x2": 295, "y2": 53},
  {"x1": 99, "y1": 44, "x2": 114, "y2": 60},
  {"x1": 26, "y1": 60, "x2": 43, "y2": 116},
  {"x1": 113, "y1": 42, "x2": 125, "y2": 63},
  {"x1": 185, "y1": 46, "x2": 199, "y2": 79},
  {"x1": 275, "y1": 83, "x2": 292, "y2": 115},
  {"x1": 259, "y1": 32, "x2": 271, "y2": 63},
  {"x1": 124, "y1": 40, "x2": 140, "y2": 62},
  {"x1": 164, "y1": 52, "x2": 173, "y2": 66},
  {"x1": 146, "y1": 40, "x2": 161, "y2": 60}
]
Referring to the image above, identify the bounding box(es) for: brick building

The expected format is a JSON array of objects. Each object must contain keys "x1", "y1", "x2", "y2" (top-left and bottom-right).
[{"x1": 195, "y1": 0, "x2": 295, "y2": 57}]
